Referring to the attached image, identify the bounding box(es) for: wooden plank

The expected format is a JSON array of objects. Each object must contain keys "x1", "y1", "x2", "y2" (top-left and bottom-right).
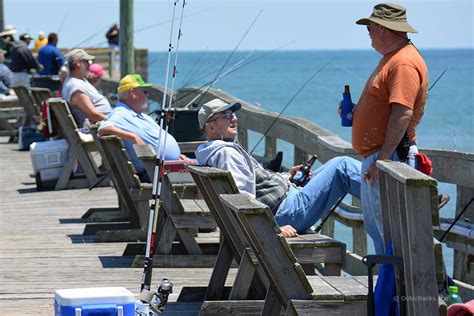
[
  {"x1": 0, "y1": 138, "x2": 231, "y2": 315},
  {"x1": 287, "y1": 300, "x2": 366, "y2": 316}
]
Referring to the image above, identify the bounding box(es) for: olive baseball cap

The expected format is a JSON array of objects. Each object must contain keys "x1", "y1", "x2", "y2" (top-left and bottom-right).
[
  {"x1": 117, "y1": 74, "x2": 152, "y2": 93},
  {"x1": 66, "y1": 49, "x2": 95, "y2": 65},
  {"x1": 356, "y1": 3, "x2": 417, "y2": 33},
  {"x1": 198, "y1": 98, "x2": 241, "y2": 129}
]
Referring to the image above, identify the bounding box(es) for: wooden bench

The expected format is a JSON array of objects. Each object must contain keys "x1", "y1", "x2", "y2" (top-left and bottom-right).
[
  {"x1": 375, "y1": 160, "x2": 447, "y2": 316},
  {"x1": 187, "y1": 165, "x2": 346, "y2": 306},
  {"x1": 219, "y1": 193, "x2": 368, "y2": 316},
  {"x1": 47, "y1": 98, "x2": 108, "y2": 190}
]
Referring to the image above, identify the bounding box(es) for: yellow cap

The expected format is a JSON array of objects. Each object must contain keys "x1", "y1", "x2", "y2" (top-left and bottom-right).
[{"x1": 117, "y1": 74, "x2": 152, "y2": 93}]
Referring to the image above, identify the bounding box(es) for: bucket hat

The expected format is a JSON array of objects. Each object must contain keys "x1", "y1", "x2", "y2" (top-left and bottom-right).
[
  {"x1": 0, "y1": 25, "x2": 17, "y2": 37},
  {"x1": 356, "y1": 3, "x2": 417, "y2": 33}
]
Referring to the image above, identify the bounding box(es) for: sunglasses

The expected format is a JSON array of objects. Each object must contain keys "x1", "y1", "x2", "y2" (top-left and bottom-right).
[
  {"x1": 208, "y1": 111, "x2": 235, "y2": 122},
  {"x1": 366, "y1": 25, "x2": 371, "y2": 32}
]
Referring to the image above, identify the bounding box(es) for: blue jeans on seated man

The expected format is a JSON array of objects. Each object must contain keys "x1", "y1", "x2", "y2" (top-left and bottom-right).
[
  {"x1": 361, "y1": 150, "x2": 400, "y2": 255},
  {"x1": 274, "y1": 156, "x2": 362, "y2": 233}
]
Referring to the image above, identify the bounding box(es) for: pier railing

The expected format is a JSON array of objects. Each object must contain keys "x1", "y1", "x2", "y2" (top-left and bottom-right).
[{"x1": 99, "y1": 82, "x2": 473, "y2": 298}]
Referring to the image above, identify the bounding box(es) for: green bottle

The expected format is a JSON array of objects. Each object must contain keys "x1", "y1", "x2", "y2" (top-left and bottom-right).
[{"x1": 444, "y1": 286, "x2": 463, "y2": 306}]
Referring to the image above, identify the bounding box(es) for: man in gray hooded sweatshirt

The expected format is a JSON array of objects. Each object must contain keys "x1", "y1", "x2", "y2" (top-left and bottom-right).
[{"x1": 195, "y1": 99, "x2": 362, "y2": 237}]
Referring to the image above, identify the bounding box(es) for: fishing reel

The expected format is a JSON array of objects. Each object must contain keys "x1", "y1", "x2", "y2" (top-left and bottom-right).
[{"x1": 136, "y1": 278, "x2": 173, "y2": 315}]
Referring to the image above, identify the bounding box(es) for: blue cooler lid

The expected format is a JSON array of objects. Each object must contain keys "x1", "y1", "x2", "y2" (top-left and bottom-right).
[{"x1": 55, "y1": 287, "x2": 134, "y2": 306}]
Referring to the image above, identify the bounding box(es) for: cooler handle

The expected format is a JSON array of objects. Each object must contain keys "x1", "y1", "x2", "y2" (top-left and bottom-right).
[{"x1": 74, "y1": 304, "x2": 123, "y2": 316}]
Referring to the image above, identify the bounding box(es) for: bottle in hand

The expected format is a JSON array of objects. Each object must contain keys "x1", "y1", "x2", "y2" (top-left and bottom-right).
[
  {"x1": 341, "y1": 85, "x2": 353, "y2": 127},
  {"x1": 290, "y1": 154, "x2": 318, "y2": 187}
]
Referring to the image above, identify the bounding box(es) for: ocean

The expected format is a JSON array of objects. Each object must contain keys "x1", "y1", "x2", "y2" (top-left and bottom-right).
[{"x1": 146, "y1": 49, "x2": 474, "y2": 271}]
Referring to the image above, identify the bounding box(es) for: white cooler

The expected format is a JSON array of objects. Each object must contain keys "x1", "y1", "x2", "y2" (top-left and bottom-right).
[
  {"x1": 30, "y1": 139, "x2": 69, "y2": 182},
  {"x1": 54, "y1": 287, "x2": 135, "y2": 316}
]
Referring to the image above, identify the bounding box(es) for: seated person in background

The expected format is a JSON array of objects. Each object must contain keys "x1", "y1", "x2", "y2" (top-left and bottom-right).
[
  {"x1": 195, "y1": 99, "x2": 362, "y2": 237},
  {"x1": 86, "y1": 63, "x2": 106, "y2": 88},
  {"x1": 0, "y1": 48, "x2": 17, "y2": 101},
  {"x1": 98, "y1": 74, "x2": 182, "y2": 181},
  {"x1": 62, "y1": 49, "x2": 111, "y2": 129}
]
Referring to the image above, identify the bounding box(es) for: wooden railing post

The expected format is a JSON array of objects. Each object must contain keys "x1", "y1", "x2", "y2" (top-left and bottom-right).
[
  {"x1": 264, "y1": 135, "x2": 276, "y2": 160},
  {"x1": 294, "y1": 147, "x2": 306, "y2": 166},
  {"x1": 453, "y1": 186, "x2": 474, "y2": 285},
  {"x1": 238, "y1": 126, "x2": 248, "y2": 150}
]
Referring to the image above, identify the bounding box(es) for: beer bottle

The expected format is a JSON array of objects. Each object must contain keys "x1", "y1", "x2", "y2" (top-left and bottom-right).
[
  {"x1": 341, "y1": 85, "x2": 353, "y2": 127},
  {"x1": 290, "y1": 154, "x2": 318, "y2": 187}
]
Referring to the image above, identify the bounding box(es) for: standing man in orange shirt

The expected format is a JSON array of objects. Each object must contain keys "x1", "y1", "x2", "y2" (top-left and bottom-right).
[{"x1": 352, "y1": 3, "x2": 428, "y2": 254}]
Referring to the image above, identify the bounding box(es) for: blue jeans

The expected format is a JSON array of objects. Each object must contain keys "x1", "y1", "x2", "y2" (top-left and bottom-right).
[
  {"x1": 274, "y1": 156, "x2": 361, "y2": 232},
  {"x1": 361, "y1": 150, "x2": 399, "y2": 255}
]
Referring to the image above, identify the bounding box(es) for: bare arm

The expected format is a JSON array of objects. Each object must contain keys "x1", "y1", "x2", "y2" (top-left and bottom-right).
[
  {"x1": 98, "y1": 125, "x2": 145, "y2": 144},
  {"x1": 71, "y1": 91, "x2": 108, "y2": 122},
  {"x1": 367, "y1": 103, "x2": 413, "y2": 186}
]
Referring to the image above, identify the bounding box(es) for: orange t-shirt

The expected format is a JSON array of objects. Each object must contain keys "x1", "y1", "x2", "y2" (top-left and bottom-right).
[{"x1": 352, "y1": 44, "x2": 428, "y2": 158}]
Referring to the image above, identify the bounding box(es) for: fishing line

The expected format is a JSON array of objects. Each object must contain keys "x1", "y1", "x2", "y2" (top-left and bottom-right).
[
  {"x1": 173, "y1": 40, "x2": 294, "y2": 109},
  {"x1": 187, "y1": 9, "x2": 263, "y2": 108},
  {"x1": 180, "y1": 47, "x2": 208, "y2": 88},
  {"x1": 250, "y1": 57, "x2": 336, "y2": 154},
  {"x1": 140, "y1": 0, "x2": 179, "y2": 295},
  {"x1": 57, "y1": 10, "x2": 70, "y2": 34}
]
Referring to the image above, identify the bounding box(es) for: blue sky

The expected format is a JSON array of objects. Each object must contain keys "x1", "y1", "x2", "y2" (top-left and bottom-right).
[{"x1": 4, "y1": 0, "x2": 473, "y2": 51}]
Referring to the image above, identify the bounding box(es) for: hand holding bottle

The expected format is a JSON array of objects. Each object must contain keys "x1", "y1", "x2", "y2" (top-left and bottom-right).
[{"x1": 289, "y1": 154, "x2": 318, "y2": 187}]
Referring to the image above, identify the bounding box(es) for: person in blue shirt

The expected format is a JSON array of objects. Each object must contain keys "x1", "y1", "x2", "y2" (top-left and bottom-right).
[
  {"x1": 98, "y1": 74, "x2": 183, "y2": 179},
  {"x1": 38, "y1": 33, "x2": 64, "y2": 76}
]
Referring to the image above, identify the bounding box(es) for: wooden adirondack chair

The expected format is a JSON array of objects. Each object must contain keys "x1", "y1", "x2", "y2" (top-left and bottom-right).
[
  {"x1": 92, "y1": 133, "x2": 218, "y2": 265},
  {"x1": 47, "y1": 98, "x2": 107, "y2": 190},
  {"x1": 187, "y1": 165, "x2": 346, "y2": 309},
  {"x1": 373, "y1": 160, "x2": 447, "y2": 316},
  {"x1": 30, "y1": 87, "x2": 53, "y2": 106},
  {"x1": 0, "y1": 98, "x2": 23, "y2": 140},
  {"x1": 12, "y1": 85, "x2": 40, "y2": 126},
  {"x1": 220, "y1": 193, "x2": 368, "y2": 316}
]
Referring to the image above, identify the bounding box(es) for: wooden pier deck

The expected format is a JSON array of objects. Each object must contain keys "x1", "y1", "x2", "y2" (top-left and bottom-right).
[{"x1": 0, "y1": 137, "x2": 231, "y2": 315}]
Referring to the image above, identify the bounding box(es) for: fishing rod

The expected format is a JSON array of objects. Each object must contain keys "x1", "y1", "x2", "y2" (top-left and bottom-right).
[
  {"x1": 429, "y1": 67, "x2": 448, "y2": 92},
  {"x1": 159, "y1": 0, "x2": 187, "y2": 270},
  {"x1": 138, "y1": 1, "x2": 181, "y2": 314},
  {"x1": 249, "y1": 57, "x2": 336, "y2": 154},
  {"x1": 439, "y1": 198, "x2": 473, "y2": 243},
  {"x1": 314, "y1": 194, "x2": 346, "y2": 233},
  {"x1": 169, "y1": 40, "x2": 294, "y2": 109},
  {"x1": 185, "y1": 9, "x2": 263, "y2": 108}
]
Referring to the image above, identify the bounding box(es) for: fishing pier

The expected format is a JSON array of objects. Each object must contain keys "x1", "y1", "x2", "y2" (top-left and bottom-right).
[{"x1": 0, "y1": 75, "x2": 473, "y2": 314}]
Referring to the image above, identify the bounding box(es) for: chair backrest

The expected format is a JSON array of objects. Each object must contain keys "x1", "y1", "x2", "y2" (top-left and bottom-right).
[
  {"x1": 96, "y1": 135, "x2": 142, "y2": 227},
  {"x1": 12, "y1": 85, "x2": 38, "y2": 125},
  {"x1": 219, "y1": 193, "x2": 313, "y2": 308},
  {"x1": 30, "y1": 87, "x2": 53, "y2": 106},
  {"x1": 377, "y1": 160, "x2": 440, "y2": 315},
  {"x1": 186, "y1": 165, "x2": 248, "y2": 262},
  {"x1": 47, "y1": 98, "x2": 81, "y2": 143}
]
